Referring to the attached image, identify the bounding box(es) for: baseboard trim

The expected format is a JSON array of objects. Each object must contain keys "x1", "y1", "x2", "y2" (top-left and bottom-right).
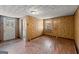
[
  {"x1": 28, "y1": 35, "x2": 43, "y2": 42},
  {"x1": 2, "y1": 38, "x2": 21, "y2": 42},
  {"x1": 43, "y1": 34, "x2": 74, "y2": 40},
  {"x1": 57, "y1": 37, "x2": 74, "y2": 40}
]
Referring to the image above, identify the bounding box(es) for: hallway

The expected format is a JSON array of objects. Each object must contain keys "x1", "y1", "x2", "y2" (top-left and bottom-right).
[{"x1": 0, "y1": 36, "x2": 77, "y2": 54}]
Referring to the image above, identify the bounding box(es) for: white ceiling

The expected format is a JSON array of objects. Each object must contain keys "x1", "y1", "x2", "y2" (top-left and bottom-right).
[{"x1": 0, "y1": 5, "x2": 78, "y2": 19}]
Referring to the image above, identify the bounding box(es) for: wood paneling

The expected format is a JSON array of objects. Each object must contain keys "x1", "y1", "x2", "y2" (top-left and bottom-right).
[
  {"x1": 27, "y1": 16, "x2": 43, "y2": 41},
  {"x1": 15, "y1": 18, "x2": 20, "y2": 39},
  {"x1": 74, "y1": 7, "x2": 79, "y2": 53},
  {"x1": 43, "y1": 16, "x2": 74, "y2": 39}
]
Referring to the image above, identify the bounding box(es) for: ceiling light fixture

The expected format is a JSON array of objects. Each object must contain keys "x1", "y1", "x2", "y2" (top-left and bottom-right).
[{"x1": 31, "y1": 11, "x2": 37, "y2": 14}]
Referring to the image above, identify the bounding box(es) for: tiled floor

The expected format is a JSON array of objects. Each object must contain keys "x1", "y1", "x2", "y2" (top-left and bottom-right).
[{"x1": 0, "y1": 36, "x2": 77, "y2": 54}]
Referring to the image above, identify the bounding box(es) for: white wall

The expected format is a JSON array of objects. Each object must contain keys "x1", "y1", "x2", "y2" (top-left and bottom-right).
[
  {"x1": 23, "y1": 17, "x2": 27, "y2": 41},
  {"x1": 19, "y1": 16, "x2": 27, "y2": 41},
  {"x1": 3, "y1": 16, "x2": 16, "y2": 40}
]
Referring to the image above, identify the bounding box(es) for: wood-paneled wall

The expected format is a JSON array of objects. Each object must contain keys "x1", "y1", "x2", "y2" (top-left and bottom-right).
[
  {"x1": 74, "y1": 7, "x2": 79, "y2": 53},
  {"x1": 27, "y1": 16, "x2": 43, "y2": 40},
  {"x1": 15, "y1": 18, "x2": 20, "y2": 39},
  {"x1": 43, "y1": 16, "x2": 74, "y2": 39}
]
